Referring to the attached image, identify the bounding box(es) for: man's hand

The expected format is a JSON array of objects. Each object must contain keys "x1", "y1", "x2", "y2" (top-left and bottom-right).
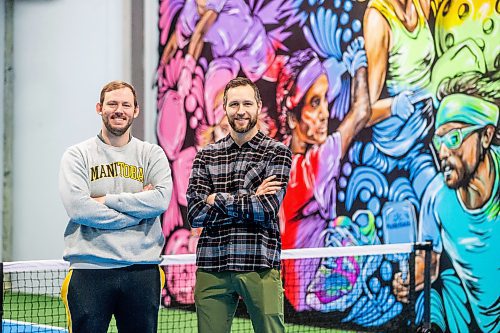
[
  {"x1": 206, "y1": 193, "x2": 216, "y2": 206},
  {"x1": 92, "y1": 196, "x2": 106, "y2": 204},
  {"x1": 142, "y1": 184, "x2": 154, "y2": 191},
  {"x1": 392, "y1": 272, "x2": 409, "y2": 303},
  {"x1": 391, "y1": 90, "x2": 415, "y2": 121},
  {"x1": 393, "y1": 253, "x2": 431, "y2": 303},
  {"x1": 191, "y1": 227, "x2": 203, "y2": 237},
  {"x1": 204, "y1": 175, "x2": 282, "y2": 207},
  {"x1": 256, "y1": 175, "x2": 282, "y2": 196},
  {"x1": 343, "y1": 36, "x2": 367, "y2": 77}
]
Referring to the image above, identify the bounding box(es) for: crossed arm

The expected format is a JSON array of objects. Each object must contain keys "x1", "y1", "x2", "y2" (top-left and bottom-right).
[
  {"x1": 186, "y1": 147, "x2": 292, "y2": 228},
  {"x1": 59, "y1": 147, "x2": 172, "y2": 230},
  {"x1": 205, "y1": 175, "x2": 281, "y2": 204}
]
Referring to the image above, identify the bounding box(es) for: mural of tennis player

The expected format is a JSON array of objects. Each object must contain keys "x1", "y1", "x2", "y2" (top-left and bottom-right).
[
  {"x1": 362, "y1": 0, "x2": 436, "y2": 200},
  {"x1": 278, "y1": 46, "x2": 372, "y2": 311},
  {"x1": 394, "y1": 92, "x2": 499, "y2": 332},
  {"x1": 160, "y1": 0, "x2": 290, "y2": 127}
]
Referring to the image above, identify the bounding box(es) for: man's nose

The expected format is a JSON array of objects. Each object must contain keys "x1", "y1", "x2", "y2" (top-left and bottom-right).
[
  {"x1": 115, "y1": 104, "x2": 126, "y2": 113},
  {"x1": 319, "y1": 102, "x2": 328, "y2": 120},
  {"x1": 438, "y1": 144, "x2": 450, "y2": 159}
]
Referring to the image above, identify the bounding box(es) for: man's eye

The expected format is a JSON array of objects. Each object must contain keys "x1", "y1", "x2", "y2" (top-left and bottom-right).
[
  {"x1": 449, "y1": 133, "x2": 460, "y2": 146},
  {"x1": 244, "y1": 102, "x2": 253, "y2": 107},
  {"x1": 310, "y1": 97, "x2": 320, "y2": 108}
]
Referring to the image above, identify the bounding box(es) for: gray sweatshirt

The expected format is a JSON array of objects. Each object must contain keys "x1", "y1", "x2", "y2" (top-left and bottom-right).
[{"x1": 59, "y1": 136, "x2": 172, "y2": 268}]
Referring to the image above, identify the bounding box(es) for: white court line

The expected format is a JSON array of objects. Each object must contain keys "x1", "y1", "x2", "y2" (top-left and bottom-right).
[{"x1": 2, "y1": 319, "x2": 67, "y2": 332}]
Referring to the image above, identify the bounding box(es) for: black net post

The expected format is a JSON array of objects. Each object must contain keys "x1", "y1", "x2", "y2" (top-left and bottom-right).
[
  {"x1": 408, "y1": 248, "x2": 416, "y2": 333},
  {"x1": 415, "y1": 241, "x2": 433, "y2": 331},
  {"x1": 423, "y1": 241, "x2": 432, "y2": 330}
]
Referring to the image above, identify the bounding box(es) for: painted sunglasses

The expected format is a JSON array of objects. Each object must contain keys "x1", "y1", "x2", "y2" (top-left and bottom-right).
[{"x1": 432, "y1": 125, "x2": 483, "y2": 151}]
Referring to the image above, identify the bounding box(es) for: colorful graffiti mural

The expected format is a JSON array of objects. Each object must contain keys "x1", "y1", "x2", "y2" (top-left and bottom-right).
[{"x1": 156, "y1": 0, "x2": 499, "y2": 331}]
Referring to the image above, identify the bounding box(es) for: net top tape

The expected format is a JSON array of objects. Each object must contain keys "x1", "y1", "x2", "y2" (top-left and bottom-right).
[{"x1": 2, "y1": 243, "x2": 415, "y2": 273}]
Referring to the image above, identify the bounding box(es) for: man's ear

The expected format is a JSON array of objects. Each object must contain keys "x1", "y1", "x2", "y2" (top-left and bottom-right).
[
  {"x1": 133, "y1": 106, "x2": 140, "y2": 118},
  {"x1": 96, "y1": 103, "x2": 102, "y2": 115},
  {"x1": 482, "y1": 125, "x2": 495, "y2": 149}
]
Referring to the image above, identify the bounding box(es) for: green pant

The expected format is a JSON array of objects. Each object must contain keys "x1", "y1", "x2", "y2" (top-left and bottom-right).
[{"x1": 194, "y1": 268, "x2": 285, "y2": 333}]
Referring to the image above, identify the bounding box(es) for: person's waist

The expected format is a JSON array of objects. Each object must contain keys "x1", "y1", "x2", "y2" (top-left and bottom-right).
[
  {"x1": 196, "y1": 246, "x2": 281, "y2": 269},
  {"x1": 70, "y1": 262, "x2": 159, "y2": 270},
  {"x1": 196, "y1": 261, "x2": 280, "y2": 272}
]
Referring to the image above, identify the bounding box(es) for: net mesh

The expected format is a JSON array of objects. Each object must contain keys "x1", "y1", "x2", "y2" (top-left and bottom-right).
[{"x1": 2, "y1": 244, "x2": 428, "y2": 332}]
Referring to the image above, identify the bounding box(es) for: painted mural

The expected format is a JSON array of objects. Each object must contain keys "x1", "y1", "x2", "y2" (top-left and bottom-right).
[{"x1": 156, "y1": 0, "x2": 499, "y2": 331}]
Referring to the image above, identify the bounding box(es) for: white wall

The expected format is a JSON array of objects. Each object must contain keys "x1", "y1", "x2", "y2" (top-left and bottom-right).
[
  {"x1": 0, "y1": 0, "x2": 5, "y2": 260},
  {"x1": 12, "y1": 0, "x2": 131, "y2": 260}
]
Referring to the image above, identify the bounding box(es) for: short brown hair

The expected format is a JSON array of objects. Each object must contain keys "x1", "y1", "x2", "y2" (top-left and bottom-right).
[
  {"x1": 99, "y1": 80, "x2": 138, "y2": 107},
  {"x1": 223, "y1": 77, "x2": 261, "y2": 108}
]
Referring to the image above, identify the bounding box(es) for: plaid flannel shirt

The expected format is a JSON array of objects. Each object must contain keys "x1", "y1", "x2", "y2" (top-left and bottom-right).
[{"x1": 186, "y1": 131, "x2": 292, "y2": 271}]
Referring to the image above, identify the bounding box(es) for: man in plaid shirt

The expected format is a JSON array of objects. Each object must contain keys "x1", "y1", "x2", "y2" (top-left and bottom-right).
[{"x1": 187, "y1": 77, "x2": 292, "y2": 333}]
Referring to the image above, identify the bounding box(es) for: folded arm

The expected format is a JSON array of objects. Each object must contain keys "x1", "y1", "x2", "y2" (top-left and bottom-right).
[
  {"x1": 212, "y1": 146, "x2": 292, "y2": 227},
  {"x1": 59, "y1": 148, "x2": 141, "y2": 230},
  {"x1": 104, "y1": 146, "x2": 172, "y2": 219}
]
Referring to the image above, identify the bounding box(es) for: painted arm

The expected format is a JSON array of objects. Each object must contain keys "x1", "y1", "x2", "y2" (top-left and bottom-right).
[
  {"x1": 363, "y1": 7, "x2": 394, "y2": 126},
  {"x1": 160, "y1": 9, "x2": 217, "y2": 65},
  {"x1": 393, "y1": 176, "x2": 443, "y2": 302},
  {"x1": 419, "y1": 0, "x2": 431, "y2": 20},
  {"x1": 337, "y1": 67, "x2": 371, "y2": 159},
  {"x1": 393, "y1": 250, "x2": 440, "y2": 302},
  {"x1": 187, "y1": 9, "x2": 218, "y2": 60},
  {"x1": 161, "y1": 33, "x2": 179, "y2": 64},
  {"x1": 176, "y1": 10, "x2": 219, "y2": 96},
  {"x1": 415, "y1": 250, "x2": 440, "y2": 290}
]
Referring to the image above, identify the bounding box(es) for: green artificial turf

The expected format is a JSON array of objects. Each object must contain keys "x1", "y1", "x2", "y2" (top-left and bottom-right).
[{"x1": 3, "y1": 292, "x2": 362, "y2": 333}]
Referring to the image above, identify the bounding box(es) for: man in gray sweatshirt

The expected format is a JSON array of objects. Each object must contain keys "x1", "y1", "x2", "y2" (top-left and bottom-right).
[{"x1": 58, "y1": 80, "x2": 172, "y2": 333}]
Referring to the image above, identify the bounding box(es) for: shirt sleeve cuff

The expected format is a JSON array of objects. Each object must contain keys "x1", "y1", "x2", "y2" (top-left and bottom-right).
[
  {"x1": 214, "y1": 192, "x2": 241, "y2": 219},
  {"x1": 213, "y1": 192, "x2": 228, "y2": 214}
]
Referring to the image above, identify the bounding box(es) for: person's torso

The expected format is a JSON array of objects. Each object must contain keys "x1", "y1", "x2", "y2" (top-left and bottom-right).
[
  {"x1": 197, "y1": 132, "x2": 285, "y2": 271},
  {"x1": 64, "y1": 137, "x2": 165, "y2": 267},
  {"x1": 282, "y1": 133, "x2": 342, "y2": 249},
  {"x1": 435, "y1": 148, "x2": 500, "y2": 331},
  {"x1": 369, "y1": 0, "x2": 435, "y2": 96}
]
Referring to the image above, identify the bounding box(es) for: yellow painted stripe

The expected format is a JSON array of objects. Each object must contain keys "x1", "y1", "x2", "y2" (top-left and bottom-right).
[
  {"x1": 60, "y1": 270, "x2": 73, "y2": 333},
  {"x1": 159, "y1": 265, "x2": 166, "y2": 290}
]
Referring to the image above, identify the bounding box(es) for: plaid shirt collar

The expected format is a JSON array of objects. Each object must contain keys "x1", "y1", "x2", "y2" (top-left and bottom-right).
[{"x1": 222, "y1": 131, "x2": 265, "y2": 151}]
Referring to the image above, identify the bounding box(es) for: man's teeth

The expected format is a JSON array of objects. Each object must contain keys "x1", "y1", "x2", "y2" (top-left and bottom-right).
[{"x1": 443, "y1": 166, "x2": 452, "y2": 177}]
